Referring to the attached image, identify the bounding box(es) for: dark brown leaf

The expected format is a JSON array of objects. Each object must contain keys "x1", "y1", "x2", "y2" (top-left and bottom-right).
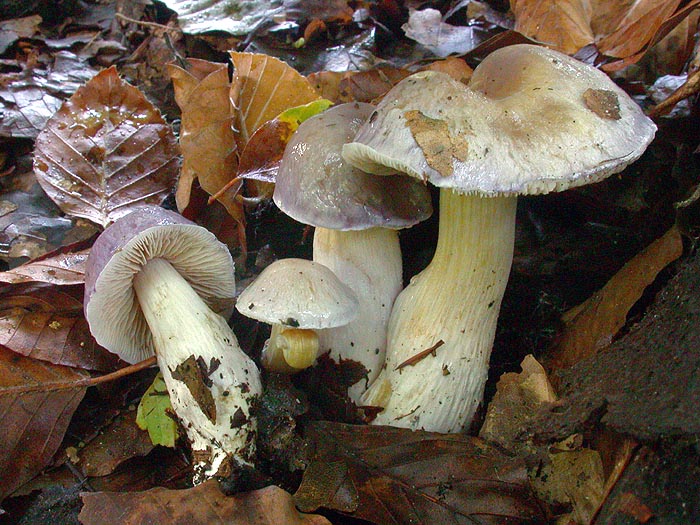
[
  {"x1": 295, "y1": 421, "x2": 546, "y2": 524},
  {"x1": 0, "y1": 346, "x2": 88, "y2": 503},
  {"x1": 33, "y1": 66, "x2": 180, "y2": 227},
  {"x1": 78, "y1": 410, "x2": 154, "y2": 477},
  {"x1": 79, "y1": 481, "x2": 332, "y2": 525},
  {"x1": 0, "y1": 249, "x2": 88, "y2": 285},
  {"x1": 0, "y1": 283, "x2": 121, "y2": 371}
]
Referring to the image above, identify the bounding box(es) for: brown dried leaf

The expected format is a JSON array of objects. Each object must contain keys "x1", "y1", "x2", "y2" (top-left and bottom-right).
[
  {"x1": 33, "y1": 67, "x2": 180, "y2": 228},
  {"x1": 0, "y1": 345, "x2": 88, "y2": 503},
  {"x1": 168, "y1": 59, "x2": 243, "y2": 230},
  {"x1": 230, "y1": 53, "x2": 321, "y2": 150},
  {"x1": 78, "y1": 410, "x2": 154, "y2": 477},
  {"x1": 0, "y1": 249, "x2": 88, "y2": 285},
  {"x1": 595, "y1": 0, "x2": 681, "y2": 58},
  {"x1": 0, "y1": 283, "x2": 120, "y2": 371},
  {"x1": 79, "y1": 482, "x2": 331, "y2": 525},
  {"x1": 546, "y1": 226, "x2": 682, "y2": 372},
  {"x1": 295, "y1": 421, "x2": 546, "y2": 524},
  {"x1": 510, "y1": 0, "x2": 594, "y2": 54}
]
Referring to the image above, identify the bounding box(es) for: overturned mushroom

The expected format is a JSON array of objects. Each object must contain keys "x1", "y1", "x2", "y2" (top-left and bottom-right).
[
  {"x1": 273, "y1": 102, "x2": 431, "y2": 400},
  {"x1": 84, "y1": 206, "x2": 262, "y2": 480},
  {"x1": 343, "y1": 44, "x2": 656, "y2": 432},
  {"x1": 236, "y1": 258, "x2": 359, "y2": 373}
]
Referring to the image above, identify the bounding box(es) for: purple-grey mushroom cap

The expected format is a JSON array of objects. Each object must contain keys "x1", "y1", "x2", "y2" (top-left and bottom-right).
[
  {"x1": 84, "y1": 205, "x2": 236, "y2": 364},
  {"x1": 273, "y1": 102, "x2": 432, "y2": 230}
]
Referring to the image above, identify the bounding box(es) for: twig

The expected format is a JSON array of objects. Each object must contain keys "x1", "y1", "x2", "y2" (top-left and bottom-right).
[
  {"x1": 395, "y1": 340, "x2": 445, "y2": 371},
  {"x1": 115, "y1": 13, "x2": 181, "y2": 33},
  {"x1": 6, "y1": 356, "x2": 157, "y2": 395}
]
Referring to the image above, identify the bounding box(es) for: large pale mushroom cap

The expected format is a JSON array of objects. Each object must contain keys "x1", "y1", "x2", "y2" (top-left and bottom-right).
[
  {"x1": 236, "y1": 258, "x2": 359, "y2": 329},
  {"x1": 273, "y1": 102, "x2": 432, "y2": 230},
  {"x1": 343, "y1": 44, "x2": 657, "y2": 196},
  {"x1": 84, "y1": 206, "x2": 237, "y2": 364}
]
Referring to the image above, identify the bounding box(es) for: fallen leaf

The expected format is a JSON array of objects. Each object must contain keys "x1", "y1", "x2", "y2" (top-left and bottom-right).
[
  {"x1": 78, "y1": 410, "x2": 154, "y2": 477},
  {"x1": 155, "y1": 0, "x2": 284, "y2": 35},
  {"x1": 79, "y1": 481, "x2": 331, "y2": 525},
  {"x1": 230, "y1": 52, "x2": 321, "y2": 150},
  {"x1": 0, "y1": 283, "x2": 120, "y2": 371},
  {"x1": 0, "y1": 15, "x2": 42, "y2": 54},
  {"x1": 546, "y1": 226, "x2": 682, "y2": 372},
  {"x1": 0, "y1": 346, "x2": 88, "y2": 504},
  {"x1": 168, "y1": 59, "x2": 243, "y2": 232},
  {"x1": 136, "y1": 372, "x2": 178, "y2": 448},
  {"x1": 0, "y1": 249, "x2": 88, "y2": 285},
  {"x1": 33, "y1": 66, "x2": 180, "y2": 227},
  {"x1": 403, "y1": 8, "x2": 481, "y2": 57},
  {"x1": 510, "y1": 0, "x2": 594, "y2": 54},
  {"x1": 595, "y1": 0, "x2": 681, "y2": 58},
  {"x1": 295, "y1": 421, "x2": 546, "y2": 524}
]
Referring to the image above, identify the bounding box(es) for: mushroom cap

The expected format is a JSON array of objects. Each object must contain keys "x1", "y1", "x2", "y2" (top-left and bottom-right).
[
  {"x1": 84, "y1": 206, "x2": 237, "y2": 364},
  {"x1": 343, "y1": 44, "x2": 657, "y2": 196},
  {"x1": 273, "y1": 102, "x2": 432, "y2": 230},
  {"x1": 235, "y1": 258, "x2": 359, "y2": 329}
]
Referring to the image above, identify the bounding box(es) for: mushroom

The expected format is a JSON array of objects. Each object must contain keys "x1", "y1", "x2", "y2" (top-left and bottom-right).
[
  {"x1": 236, "y1": 258, "x2": 359, "y2": 373},
  {"x1": 342, "y1": 44, "x2": 657, "y2": 432},
  {"x1": 273, "y1": 102, "x2": 431, "y2": 400},
  {"x1": 84, "y1": 205, "x2": 262, "y2": 480}
]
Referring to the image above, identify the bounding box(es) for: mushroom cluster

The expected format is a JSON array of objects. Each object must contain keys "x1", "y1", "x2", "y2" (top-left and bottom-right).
[
  {"x1": 273, "y1": 102, "x2": 431, "y2": 401},
  {"x1": 84, "y1": 206, "x2": 262, "y2": 480},
  {"x1": 342, "y1": 44, "x2": 657, "y2": 432}
]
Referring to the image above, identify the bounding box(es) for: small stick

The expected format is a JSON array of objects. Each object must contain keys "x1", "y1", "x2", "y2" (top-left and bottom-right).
[
  {"x1": 395, "y1": 340, "x2": 445, "y2": 371},
  {"x1": 7, "y1": 356, "x2": 157, "y2": 395},
  {"x1": 115, "y1": 13, "x2": 181, "y2": 33}
]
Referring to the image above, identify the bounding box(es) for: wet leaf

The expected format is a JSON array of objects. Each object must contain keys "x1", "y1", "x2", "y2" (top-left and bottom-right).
[
  {"x1": 295, "y1": 421, "x2": 546, "y2": 524},
  {"x1": 168, "y1": 59, "x2": 242, "y2": 227},
  {"x1": 230, "y1": 52, "x2": 322, "y2": 150},
  {"x1": 547, "y1": 226, "x2": 683, "y2": 372},
  {"x1": 308, "y1": 67, "x2": 410, "y2": 104},
  {"x1": 510, "y1": 0, "x2": 594, "y2": 54},
  {"x1": 136, "y1": 372, "x2": 178, "y2": 448},
  {"x1": 0, "y1": 52, "x2": 101, "y2": 140},
  {"x1": 79, "y1": 410, "x2": 154, "y2": 477},
  {"x1": 0, "y1": 15, "x2": 41, "y2": 55},
  {"x1": 156, "y1": 0, "x2": 283, "y2": 35},
  {"x1": 33, "y1": 67, "x2": 180, "y2": 228},
  {"x1": 0, "y1": 345, "x2": 88, "y2": 504},
  {"x1": 79, "y1": 481, "x2": 332, "y2": 525},
  {"x1": 403, "y1": 8, "x2": 481, "y2": 57},
  {"x1": 0, "y1": 249, "x2": 88, "y2": 285},
  {"x1": 0, "y1": 283, "x2": 120, "y2": 371}
]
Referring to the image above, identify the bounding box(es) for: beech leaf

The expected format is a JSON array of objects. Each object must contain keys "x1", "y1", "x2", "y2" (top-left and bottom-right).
[
  {"x1": 230, "y1": 52, "x2": 321, "y2": 150},
  {"x1": 33, "y1": 66, "x2": 180, "y2": 228},
  {"x1": 0, "y1": 346, "x2": 88, "y2": 504},
  {"x1": 510, "y1": 0, "x2": 594, "y2": 55},
  {"x1": 295, "y1": 421, "x2": 546, "y2": 524},
  {"x1": 0, "y1": 283, "x2": 120, "y2": 371},
  {"x1": 168, "y1": 59, "x2": 241, "y2": 221},
  {"x1": 79, "y1": 482, "x2": 331, "y2": 525}
]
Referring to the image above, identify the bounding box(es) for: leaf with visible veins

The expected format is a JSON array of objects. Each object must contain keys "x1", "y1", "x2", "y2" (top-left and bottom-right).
[
  {"x1": 33, "y1": 66, "x2": 180, "y2": 227},
  {"x1": 295, "y1": 421, "x2": 547, "y2": 524}
]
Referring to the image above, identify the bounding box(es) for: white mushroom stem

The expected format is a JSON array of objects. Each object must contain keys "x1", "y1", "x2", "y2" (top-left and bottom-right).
[
  {"x1": 263, "y1": 324, "x2": 319, "y2": 372},
  {"x1": 313, "y1": 227, "x2": 402, "y2": 402},
  {"x1": 361, "y1": 190, "x2": 516, "y2": 432},
  {"x1": 133, "y1": 257, "x2": 262, "y2": 481}
]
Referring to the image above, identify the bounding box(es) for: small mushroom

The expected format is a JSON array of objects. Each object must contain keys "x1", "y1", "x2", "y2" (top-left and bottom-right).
[
  {"x1": 84, "y1": 206, "x2": 262, "y2": 480},
  {"x1": 343, "y1": 44, "x2": 656, "y2": 432},
  {"x1": 273, "y1": 102, "x2": 431, "y2": 400},
  {"x1": 236, "y1": 258, "x2": 359, "y2": 373}
]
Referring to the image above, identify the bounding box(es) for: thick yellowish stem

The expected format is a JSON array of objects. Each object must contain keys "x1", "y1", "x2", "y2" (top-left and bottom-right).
[{"x1": 361, "y1": 190, "x2": 516, "y2": 432}]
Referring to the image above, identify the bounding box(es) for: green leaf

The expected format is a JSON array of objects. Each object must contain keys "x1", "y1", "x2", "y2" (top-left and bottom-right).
[
  {"x1": 277, "y1": 99, "x2": 334, "y2": 132},
  {"x1": 136, "y1": 372, "x2": 178, "y2": 448}
]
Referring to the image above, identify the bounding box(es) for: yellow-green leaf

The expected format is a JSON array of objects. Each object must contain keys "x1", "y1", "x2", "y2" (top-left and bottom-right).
[{"x1": 136, "y1": 372, "x2": 177, "y2": 448}]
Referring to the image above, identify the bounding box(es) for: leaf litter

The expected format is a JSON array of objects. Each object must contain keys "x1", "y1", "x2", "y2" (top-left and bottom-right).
[{"x1": 0, "y1": 0, "x2": 699, "y2": 524}]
